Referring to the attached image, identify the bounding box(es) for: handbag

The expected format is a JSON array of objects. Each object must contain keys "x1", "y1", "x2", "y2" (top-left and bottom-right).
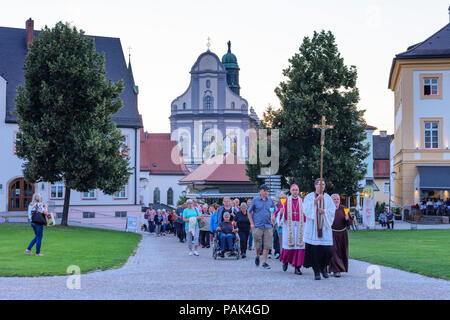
[
  {"x1": 31, "y1": 204, "x2": 47, "y2": 225},
  {"x1": 196, "y1": 208, "x2": 206, "y2": 228}
]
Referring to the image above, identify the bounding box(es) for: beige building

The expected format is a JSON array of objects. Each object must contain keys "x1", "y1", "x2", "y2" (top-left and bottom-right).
[{"x1": 388, "y1": 9, "x2": 450, "y2": 207}]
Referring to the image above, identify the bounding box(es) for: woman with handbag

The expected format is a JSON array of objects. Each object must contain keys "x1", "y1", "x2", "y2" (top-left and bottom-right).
[
  {"x1": 199, "y1": 204, "x2": 211, "y2": 248},
  {"x1": 25, "y1": 193, "x2": 48, "y2": 256}
]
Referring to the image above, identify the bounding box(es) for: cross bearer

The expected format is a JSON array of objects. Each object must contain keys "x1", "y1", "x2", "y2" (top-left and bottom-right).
[{"x1": 303, "y1": 178, "x2": 335, "y2": 280}]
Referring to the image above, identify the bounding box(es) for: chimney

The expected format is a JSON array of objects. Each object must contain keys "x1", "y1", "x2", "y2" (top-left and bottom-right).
[
  {"x1": 26, "y1": 18, "x2": 34, "y2": 50},
  {"x1": 380, "y1": 130, "x2": 387, "y2": 138}
]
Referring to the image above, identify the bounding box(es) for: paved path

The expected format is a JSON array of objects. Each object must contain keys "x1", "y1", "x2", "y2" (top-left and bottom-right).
[{"x1": 1, "y1": 232, "x2": 449, "y2": 300}]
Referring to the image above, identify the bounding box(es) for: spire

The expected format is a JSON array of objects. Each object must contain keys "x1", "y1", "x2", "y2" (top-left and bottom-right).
[
  {"x1": 127, "y1": 46, "x2": 139, "y2": 95},
  {"x1": 227, "y1": 40, "x2": 231, "y2": 53}
]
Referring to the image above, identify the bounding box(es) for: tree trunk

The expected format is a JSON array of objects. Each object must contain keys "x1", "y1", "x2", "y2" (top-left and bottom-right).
[{"x1": 61, "y1": 186, "x2": 71, "y2": 226}]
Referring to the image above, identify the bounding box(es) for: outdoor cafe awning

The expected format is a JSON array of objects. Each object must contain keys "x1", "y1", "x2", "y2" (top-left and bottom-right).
[{"x1": 417, "y1": 165, "x2": 450, "y2": 190}]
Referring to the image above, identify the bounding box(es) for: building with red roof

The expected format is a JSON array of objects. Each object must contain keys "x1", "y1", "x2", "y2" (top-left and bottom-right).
[{"x1": 140, "y1": 130, "x2": 189, "y2": 208}]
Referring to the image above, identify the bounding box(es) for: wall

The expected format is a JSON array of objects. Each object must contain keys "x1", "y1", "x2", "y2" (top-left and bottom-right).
[{"x1": 141, "y1": 172, "x2": 187, "y2": 207}]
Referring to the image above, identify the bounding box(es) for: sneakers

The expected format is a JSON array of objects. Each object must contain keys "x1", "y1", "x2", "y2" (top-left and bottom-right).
[
  {"x1": 188, "y1": 251, "x2": 193, "y2": 256},
  {"x1": 255, "y1": 256, "x2": 260, "y2": 266},
  {"x1": 314, "y1": 272, "x2": 321, "y2": 280},
  {"x1": 194, "y1": 251, "x2": 199, "y2": 256},
  {"x1": 241, "y1": 254, "x2": 246, "y2": 259},
  {"x1": 268, "y1": 253, "x2": 272, "y2": 259},
  {"x1": 282, "y1": 262, "x2": 288, "y2": 272},
  {"x1": 274, "y1": 253, "x2": 280, "y2": 259},
  {"x1": 262, "y1": 262, "x2": 271, "y2": 269},
  {"x1": 219, "y1": 252, "x2": 225, "y2": 258},
  {"x1": 294, "y1": 267, "x2": 302, "y2": 275}
]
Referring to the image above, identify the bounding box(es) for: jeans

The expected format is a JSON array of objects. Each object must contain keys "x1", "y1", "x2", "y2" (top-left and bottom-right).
[
  {"x1": 176, "y1": 223, "x2": 186, "y2": 241},
  {"x1": 155, "y1": 224, "x2": 161, "y2": 235},
  {"x1": 273, "y1": 227, "x2": 280, "y2": 255},
  {"x1": 162, "y1": 224, "x2": 166, "y2": 233},
  {"x1": 200, "y1": 230, "x2": 210, "y2": 247},
  {"x1": 186, "y1": 227, "x2": 200, "y2": 250},
  {"x1": 238, "y1": 231, "x2": 249, "y2": 255},
  {"x1": 148, "y1": 221, "x2": 155, "y2": 233},
  {"x1": 387, "y1": 221, "x2": 394, "y2": 229},
  {"x1": 27, "y1": 222, "x2": 44, "y2": 254},
  {"x1": 220, "y1": 233, "x2": 235, "y2": 252}
]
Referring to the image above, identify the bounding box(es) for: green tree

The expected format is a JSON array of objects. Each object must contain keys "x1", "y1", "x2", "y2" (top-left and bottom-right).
[
  {"x1": 15, "y1": 22, "x2": 131, "y2": 226},
  {"x1": 253, "y1": 30, "x2": 369, "y2": 196}
]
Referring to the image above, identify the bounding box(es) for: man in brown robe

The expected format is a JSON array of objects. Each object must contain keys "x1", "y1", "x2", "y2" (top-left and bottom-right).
[{"x1": 329, "y1": 194, "x2": 353, "y2": 277}]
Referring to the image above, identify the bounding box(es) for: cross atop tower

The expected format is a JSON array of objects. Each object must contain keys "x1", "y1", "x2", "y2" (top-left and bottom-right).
[{"x1": 206, "y1": 37, "x2": 211, "y2": 50}]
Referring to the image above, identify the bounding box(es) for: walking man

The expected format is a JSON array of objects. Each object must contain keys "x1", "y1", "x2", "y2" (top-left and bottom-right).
[
  {"x1": 303, "y1": 179, "x2": 336, "y2": 280},
  {"x1": 248, "y1": 184, "x2": 276, "y2": 269}
]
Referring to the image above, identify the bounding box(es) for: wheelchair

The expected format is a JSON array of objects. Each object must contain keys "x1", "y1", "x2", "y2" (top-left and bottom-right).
[{"x1": 212, "y1": 230, "x2": 241, "y2": 260}]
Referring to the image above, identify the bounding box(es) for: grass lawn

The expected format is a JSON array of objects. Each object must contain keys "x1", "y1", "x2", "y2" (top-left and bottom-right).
[
  {"x1": 349, "y1": 229, "x2": 450, "y2": 280},
  {"x1": 0, "y1": 224, "x2": 141, "y2": 277}
]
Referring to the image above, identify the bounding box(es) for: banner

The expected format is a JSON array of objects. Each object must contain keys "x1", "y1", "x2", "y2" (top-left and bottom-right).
[
  {"x1": 362, "y1": 185, "x2": 375, "y2": 229},
  {"x1": 126, "y1": 216, "x2": 138, "y2": 232}
]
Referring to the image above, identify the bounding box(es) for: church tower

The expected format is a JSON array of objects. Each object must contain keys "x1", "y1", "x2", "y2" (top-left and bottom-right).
[{"x1": 221, "y1": 41, "x2": 240, "y2": 95}]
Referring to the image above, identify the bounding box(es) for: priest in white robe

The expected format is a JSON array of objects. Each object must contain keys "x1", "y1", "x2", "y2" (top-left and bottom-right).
[
  {"x1": 303, "y1": 178, "x2": 336, "y2": 280},
  {"x1": 276, "y1": 184, "x2": 305, "y2": 275}
]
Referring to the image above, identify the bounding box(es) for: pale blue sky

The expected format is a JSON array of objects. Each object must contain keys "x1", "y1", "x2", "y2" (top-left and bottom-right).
[{"x1": 2, "y1": 0, "x2": 449, "y2": 134}]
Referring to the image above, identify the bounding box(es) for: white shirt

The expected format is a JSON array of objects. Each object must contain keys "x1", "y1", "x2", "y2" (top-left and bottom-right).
[
  {"x1": 302, "y1": 192, "x2": 335, "y2": 246},
  {"x1": 27, "y1": 202, "x2": 44, "y2": 220}
]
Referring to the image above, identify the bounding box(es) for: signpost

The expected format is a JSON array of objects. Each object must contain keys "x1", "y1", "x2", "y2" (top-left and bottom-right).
[{"x1": 126, "y1": 216, "x2": 138, "y2": 232}]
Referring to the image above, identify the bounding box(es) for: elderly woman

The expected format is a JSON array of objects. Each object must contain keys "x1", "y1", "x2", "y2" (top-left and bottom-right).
[
  {"x1": 155, "y1": 209, "x2": 162, "y2": 236},
  {"x1": 182, "y1": 199, "x2": 202, "y2": 256},
  {"x1": 216, "y1": 212, "x2": 239, "y2": 258},
  {"x1": 235, "y1": 202, "x2": 251, "y2": 258},
  {"x1": 199, "y1": 204, "x2": 211, "y2": 248}
]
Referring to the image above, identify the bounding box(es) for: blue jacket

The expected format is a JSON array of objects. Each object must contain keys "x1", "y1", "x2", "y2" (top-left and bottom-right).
[{"x1": 210, "y1": 212, "x2": 218, "y2": 231}]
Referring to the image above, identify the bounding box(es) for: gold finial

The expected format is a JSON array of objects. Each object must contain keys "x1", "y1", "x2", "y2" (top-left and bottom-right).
[{"x1": 206, "y1": 37, "x2": 211, "y2": 50}]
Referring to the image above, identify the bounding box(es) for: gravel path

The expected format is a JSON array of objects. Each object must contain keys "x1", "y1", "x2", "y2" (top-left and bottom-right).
[{"x1": 1, "y1": 232, "x2": 449, "y2": 300}]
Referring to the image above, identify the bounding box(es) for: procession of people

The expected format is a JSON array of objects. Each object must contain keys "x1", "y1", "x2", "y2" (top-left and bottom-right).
[{"x1": 144, "y1": 179, "x2": 353, "y2": 280}]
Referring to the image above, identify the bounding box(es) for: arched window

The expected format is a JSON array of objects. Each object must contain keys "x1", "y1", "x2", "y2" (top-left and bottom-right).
[
  {"x1": 231, "y1": 102, "x2": 235, "y2": 109},
  {"x1": 167, "y1": 188, "x2": 174, "y2": 205},
  {"x1": 183, "y1": 102, "x2": 186, "y2": 110},
  {"x1": 153, "y1": 187, "x2": 160, "y2": 204},
  {"x1": 206, "y1": 80, "x2": 211, "y2": 88}
]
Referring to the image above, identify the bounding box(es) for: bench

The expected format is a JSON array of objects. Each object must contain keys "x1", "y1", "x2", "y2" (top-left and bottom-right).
[{"x1": 0, "y1": 212, "x2": 28, "y2": 223}]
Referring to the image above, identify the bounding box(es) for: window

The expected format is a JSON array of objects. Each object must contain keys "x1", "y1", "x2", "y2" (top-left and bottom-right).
[
  {"x1": 83, "y1": 212, "x2": 95, "y2": 218},
  {"x1": 383, "y1": 182, "x2": 390, "y2": 194},
  {"x1": 205, "y1": 96, "x2": 212, "y2": 110},
  {"x1": 114, "y1": 185, "x2": 127, "y2": 199},
  {"x1": 231, "y1": 102, "x2": 235, "y2": 109},
  {"x1": 56, "y1": 212, "x2": 62, "y2": 219},
  {"x1": 206, "y1": 80, "x2": 211, "y2": 88},
  {"x1": 153, "y1": 187, "x2": 160, "y2": 204},
  {"x1": 115, "y1": 211, "x2": 127, "y2": 218},
  {"x1": 420, "y1": 74, "x2": 442, "y2": 99},
  {"x1": 424, "y1": 121, "x2": 439, "y2": 149},
  {"x1": 50, "y1": 182, "x2": 65, "y2": 199},
  {"x1": 167, "y1": 188, "x2": 174, "y2": 205},
  {"x1": 423, "y1": 78, "x2": 438, "y2": 96},
  {"x1": 82, "y1": 190, "x2": 97, "y2": 199},
  {"x1": 183, "y1": 102, "x2": 186, "y2": 110}
]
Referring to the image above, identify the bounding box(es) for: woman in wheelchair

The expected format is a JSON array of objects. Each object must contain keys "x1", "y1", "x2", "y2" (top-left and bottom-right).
[{"x1": 216, "y1": 212, "x2": 239, "y2": 258}]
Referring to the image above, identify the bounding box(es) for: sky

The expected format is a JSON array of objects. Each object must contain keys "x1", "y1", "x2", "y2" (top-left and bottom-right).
[{"x1": 2, "y1": 0, "x2": 449, "y2": 134}]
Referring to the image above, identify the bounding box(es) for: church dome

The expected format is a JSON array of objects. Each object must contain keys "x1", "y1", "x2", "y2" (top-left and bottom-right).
[{"x1": 222, "y1": 41, "x2": 239, "y2": 69}]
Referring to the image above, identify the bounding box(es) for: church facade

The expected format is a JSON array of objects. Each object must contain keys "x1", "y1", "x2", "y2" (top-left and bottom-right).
[{"x1": 169, "y1": 42, "x2": 260, "y2": 171}]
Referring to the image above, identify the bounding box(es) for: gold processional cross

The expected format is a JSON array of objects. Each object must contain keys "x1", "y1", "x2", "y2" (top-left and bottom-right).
[{"x1": 313, "y1": 115, "x2": 334, "y2": 238}]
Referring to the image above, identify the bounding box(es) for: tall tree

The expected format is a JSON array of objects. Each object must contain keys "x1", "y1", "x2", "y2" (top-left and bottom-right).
[
  {"x1": 248, "y1": 30, "x2": 369, "y2": 196},
  {"x1": 15, "y1": 22, "x2": 131, "y2": 226}
]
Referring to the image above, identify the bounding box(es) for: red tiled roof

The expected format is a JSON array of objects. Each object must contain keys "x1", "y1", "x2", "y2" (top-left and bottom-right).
[
  {"x1": 140, "y1": 131, "x2": 189, "y2": 175},
  {"x1": 180, "y1": 153, "x2": 250, "y2": 184},
  {"x1": 374, "y1": 159, "x2": 390, "y2": 178}
]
